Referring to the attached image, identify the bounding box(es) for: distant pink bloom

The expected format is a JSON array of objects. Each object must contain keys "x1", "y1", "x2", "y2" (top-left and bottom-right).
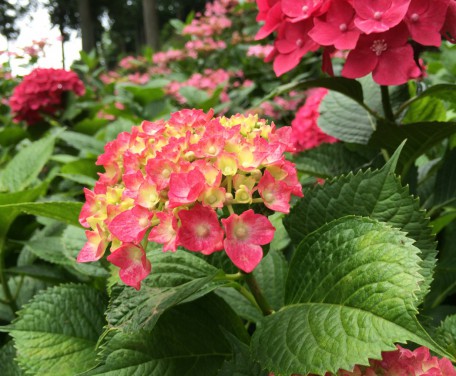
[
  {"x1": 247, "y1": 44, "x2": 275, "y2": 58},
  {"x1": 107, "y1": 244, "x2": 151, "y2": 290},
  {"x1": 342, "y1": 23, "x2": 421, "y2": 85},
  {"x1": 309, "y1": 1, "x2": 361, "y2": 50},
  {"x1": 9, "y1": 68, "x2": 85, "y2": 125},
  {"x1": 177, "y1": 204, "x2": 224, "y2": 255},
  {"x1": 222, "y1": 210, "x2": 275, "y2": 272},
  {"x1": 291, "y1": 88, "x2": 337, "y2": 151},
  {"x1": 404, "y1": 0, "x2": 450, "y2": 46},
  {"x1": 353, "y1": 0, "x2": 411, "y2": 34}
]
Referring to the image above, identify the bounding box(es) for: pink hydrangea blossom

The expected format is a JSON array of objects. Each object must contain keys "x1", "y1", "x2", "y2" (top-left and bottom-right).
[
  {"x1": 9, "y1": 68, "x2": 85, "y2": 125},
  {"x1": 442, "y1": 0, "x2": 456, "y2": 43},
  {"x1": 291, "y1": 88, "x2": 337, "y2": 151},
  {"x1": 78, "y1": 109, "x2": 302, "y2": 287},
  {"x1": 221, "y1": 210, "x2": 276, "y2": 272}
]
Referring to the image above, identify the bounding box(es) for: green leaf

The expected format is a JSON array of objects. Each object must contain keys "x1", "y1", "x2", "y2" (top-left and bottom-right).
[
  {"x1": 398, "y1": 84, "x2": 456, "y2": 116},
  {"x1": 253, "y1": 249, "x2": 287, "y2": 311},
  {"x1": 107, "y1": 250, "x2": 224, "y2": 332},
  {"x1": 9, "y1": 284, "x2": 107, "y2": 376},
  {"x1": 402, "y1": 96, "x2": 446, "y2": 124},
  {"x1": 84, "y1": 294, "x2": 247, "y2": 376},
  {"x1": 318, "y1": 89, "x2": 375, "y2": 144},
  {"x1": 59, "y1": 131, "x2": 105, "y2": 155},
  {"x1": 433, "y1": 148, "x2": 456, "y2": 208},
  {"x1": 436, "y1": 314, "x2": 456, "y2": 358},
  {"x1": 284, "y1": 151, "x2": 436, "y2": 304},
  {"x1": 264, "y1": 77, "x2": 364, "y2": 104},
  {"x1": 0, "y1": 127, "x2": 27, "y2": 147},
  {"x1": 293, "y1": 143, "x2": 381, "y2": 178},
  {"x1": 0, "y1": 201, "x2": 83, "y2": 227},
  {"x1": 179, "y1": 86, "x2": 210, "y2": 107},
  {"x1": 120, "y1": 80, "x2": 167, "y2": 105},
  {"x1": 0, "y1": 134, "x2": 55, "y2": 192},
  {"x1": 218, "y1": 331, "x2": 268, "y2": 376},
  {"x1": 368, "y1": 120, "x2": 456, "y2": 175},
  {"x1": 0, "y1": 185, "x2": 47, "y2": 239},
  {"x1": 215, "y1": 287, "x2": 262, "y2": 323},
  {"x1": 252, "y1": 216, "x2": 435, "y2": 375},
  {"x1": 0, "y1": 341, "x2": 23, "y2": 376}
]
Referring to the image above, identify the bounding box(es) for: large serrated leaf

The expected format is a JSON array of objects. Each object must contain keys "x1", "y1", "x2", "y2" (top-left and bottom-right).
[
  {"x1": 284, "y1": 152, "x2": 436, "y2": 304},
  {"x1": 252, "y1": 216, "x2": 436, "y2": 375},
  {"x1": 0, "y1": 134, "x2": 55, "y2": 192},
  {"x1": 106, "y1": 250, "x2": 225, "y2": 332},
  {"x1": 9, "y1": 284, "x2": 107, "y2": 376},
  {"x1": 83, "y1": 294, "x2": 248, "y2": 376},
  {"x1": 59, "y1": 131, "x2": 105, "y2": 155}
]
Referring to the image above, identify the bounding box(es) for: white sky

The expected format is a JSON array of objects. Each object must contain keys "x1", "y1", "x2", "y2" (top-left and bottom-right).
[{"x1": 0, "y1": 1, "x2": 82, "y2": 75}]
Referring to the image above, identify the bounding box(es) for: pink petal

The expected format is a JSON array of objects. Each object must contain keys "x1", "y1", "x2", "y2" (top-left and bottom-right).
[
  {"x1": 224, "y1": 240, "x2": 264, "y2": 273},
  {"x1": 107, "y1": 244, "x2": 151, "y2": 290},
  {"x1": 108, "y1": 205, "x2": 152, "y2": 243}
]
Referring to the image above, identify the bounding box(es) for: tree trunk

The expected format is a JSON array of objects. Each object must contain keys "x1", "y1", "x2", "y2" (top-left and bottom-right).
[
  {"x1": 142, "y1": 0, "x2": 159, "y2": 50},
  {"x1": 78, "y1": 0, "x2": 95, "y2": 52}
]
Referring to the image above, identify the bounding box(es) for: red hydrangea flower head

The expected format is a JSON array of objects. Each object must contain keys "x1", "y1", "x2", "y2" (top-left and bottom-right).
[
  {"x1": 291, "y1": 88, "x2": 338, "y2": 151},
  {"x1": 9, "y1": 68, "x2": 85, "y2": 125},
  {"x1": 254, "y1": 0, "x2": 454, "y2": 85},
  {"x1": 78, "y1": 109, "x2": 302, "y2": 288}
]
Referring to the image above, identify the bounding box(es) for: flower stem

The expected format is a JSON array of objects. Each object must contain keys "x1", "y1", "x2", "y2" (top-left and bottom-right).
[
  {"x1": 242, "y1": 272, "x2": 274, "y2": 316},
  {"x1": 0, "y1": 238, "x2": 17, "y2": 315},
  {"x1": 381, "y1": 85, "x2": 395, "y2": 122}
]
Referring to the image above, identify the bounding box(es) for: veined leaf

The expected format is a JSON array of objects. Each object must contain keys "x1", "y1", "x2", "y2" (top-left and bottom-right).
[
  {"x1": 0, "y1": 201, "x2": 82, "y2": 227},
  {"x1": 0, "y1": 134, "x2": 55, "y2": 192},
  {"x1": 284, "y1": 148, "x2": 436, "y2": 304},
  {"x1": 252, "y1": 216, "x2": 438, "y2": 375},
  {"x1": 9, "y1": 284, "x2": 107, "y2": 376},
  {"x1": 84, "y1": 294, "x2": 247, "y2": 376}
]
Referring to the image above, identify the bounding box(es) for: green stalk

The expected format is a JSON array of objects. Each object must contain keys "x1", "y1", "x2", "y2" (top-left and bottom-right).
[
  {"x1": 0, "y1": 237, "x2": 17, "y2": 315},
  {"x1": 242, "y1": 272, "x2": 274, "y2": 316},
  {"x1": 381, "y1": 85, "x2": 395, "y2": 122}
]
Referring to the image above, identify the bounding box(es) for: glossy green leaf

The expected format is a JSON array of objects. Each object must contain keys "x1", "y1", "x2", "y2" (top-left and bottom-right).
[
  {"x1": 252, "y1": 217, "x2": 436, "y2": 375},
  {"x1": 284, "y1": 149, "x2": 436, "y2": 304}
]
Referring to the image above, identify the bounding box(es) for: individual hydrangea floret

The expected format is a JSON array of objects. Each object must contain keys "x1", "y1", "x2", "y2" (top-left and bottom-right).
[
  {"x1": 78, "y1": 109, "x2": 302, "y2": 289},
  {"x1": 9, "y1": 68, "x2": 85, "y2": 125}
]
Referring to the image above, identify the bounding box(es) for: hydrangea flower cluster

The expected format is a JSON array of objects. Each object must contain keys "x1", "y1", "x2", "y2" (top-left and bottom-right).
[
  {"x1": 166, "y1": 69, "x2": 231, "y2": 104},
  {"x1": 291, "y1": 88, "x2": 337, "y2": 151},
  {"x1": 9, "y1": 68, "x2": 85, "y2": 125},
  {"x1": 78, "y1": 109, "x2": 302, "y2": 290},
  {"x1": 269, "y1": 345, "x2": 456, "y2": 376},
  {"x1": 255, "y1": 0, "x2": 456, "y2": 85}
]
